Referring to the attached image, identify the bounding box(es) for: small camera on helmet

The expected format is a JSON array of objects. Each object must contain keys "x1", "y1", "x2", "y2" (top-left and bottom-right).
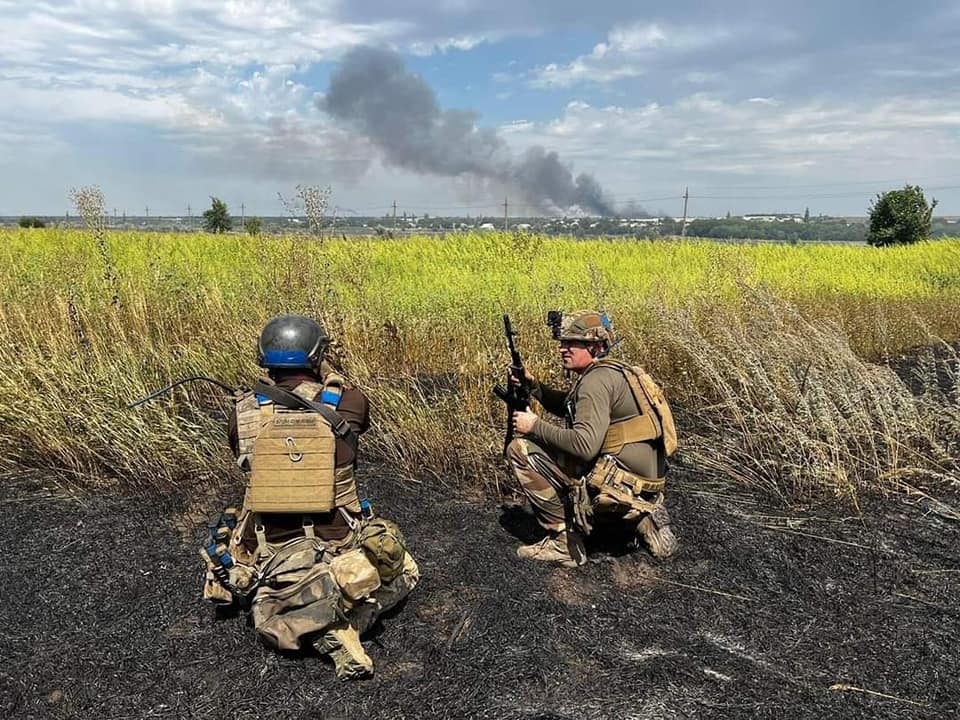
[{"x1": 546, "y1": 310, "x2": 563, "y2": 340}]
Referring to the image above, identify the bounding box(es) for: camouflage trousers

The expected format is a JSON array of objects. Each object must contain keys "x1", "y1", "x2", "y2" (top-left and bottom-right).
[
  {"x1": 507, "y1": 438, "x2": 584, "y2": 533},
  {"x1": 348, "y1": 551, "x2": 420, "y2": 635},
  {"x1": 313, "y1": 552, "x2": 420, "y2": 677}
]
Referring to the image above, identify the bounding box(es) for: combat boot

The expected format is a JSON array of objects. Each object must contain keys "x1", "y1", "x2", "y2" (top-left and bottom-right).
[
  {"x1": 313, "y1": 623, "x2": 374, "y2": 680},
  {"x1": 637, "y1": 505, "x2": 679, "y2": 559},
  {"x1": 516, "y1": 529, "x2": 586, "y2": 568}
]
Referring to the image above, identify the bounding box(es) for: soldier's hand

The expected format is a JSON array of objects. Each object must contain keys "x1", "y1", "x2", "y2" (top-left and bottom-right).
[
  {"x1": 513, "y1": 410, "x2": 537, "y2": 435},
  {"x1": 507, "y1": 365, "x2": 535, "y2": 387}
]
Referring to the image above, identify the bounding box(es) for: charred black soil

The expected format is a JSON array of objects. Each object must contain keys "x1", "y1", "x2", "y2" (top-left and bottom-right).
[{"x1": 1, "y1": 465, "x2": 957, "y2": 720}]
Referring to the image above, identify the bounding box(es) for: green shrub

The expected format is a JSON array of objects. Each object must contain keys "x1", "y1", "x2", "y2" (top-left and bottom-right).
[{"x1": 867, "y1": 185, "x2": 937, "y2": 247}]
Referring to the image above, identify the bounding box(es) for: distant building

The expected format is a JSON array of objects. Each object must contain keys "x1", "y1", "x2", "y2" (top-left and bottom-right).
[
  {"x1": 742, "y1": 213, "x2": 803, "y2": 223},
  {"x1": 619, "y1": 217, "x2": 661, "y2": 227}
]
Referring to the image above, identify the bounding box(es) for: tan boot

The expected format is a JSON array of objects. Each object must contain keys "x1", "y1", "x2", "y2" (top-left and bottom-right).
[
  {"x1": 637, "y1": 505, "x2": 679, "y2": 559},
  {"x1": 516, "y1": 529, "x2": 586, "y2": 568},
  {"x1": 315, "y1": 624, "x2": 374, "y2": 680}
]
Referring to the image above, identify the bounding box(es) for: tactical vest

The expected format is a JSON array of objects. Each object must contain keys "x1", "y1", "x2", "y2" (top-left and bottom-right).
[
  {"x1": 234, "y1": 375, "x2": 361, "y2": 514},
  {"x1": 573, "y1": 359, "x2": 678, "y2": 458}
]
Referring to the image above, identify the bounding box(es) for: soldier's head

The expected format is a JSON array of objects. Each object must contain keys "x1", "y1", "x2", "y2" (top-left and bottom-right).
[
  {"x1": 552, "y1": 310, "x2": 614, "y2": 373},
  {"x1": 256, "y1": 314, "x2": 329, "y2": 377}
]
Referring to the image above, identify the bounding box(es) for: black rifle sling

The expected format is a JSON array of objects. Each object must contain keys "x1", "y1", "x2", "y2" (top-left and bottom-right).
[{"x1": 252, "y1": 381, "x2": 358, "y2": 453}]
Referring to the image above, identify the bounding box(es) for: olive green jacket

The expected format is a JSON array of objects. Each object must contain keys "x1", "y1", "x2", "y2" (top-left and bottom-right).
[{"x1": 530, "y1": 361, "x2": 665, "y2": 479}]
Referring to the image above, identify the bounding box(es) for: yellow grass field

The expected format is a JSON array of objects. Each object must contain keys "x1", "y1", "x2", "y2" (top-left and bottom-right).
[{"x1": 2, "y1": 228, "x2": 958, "y2": 505}]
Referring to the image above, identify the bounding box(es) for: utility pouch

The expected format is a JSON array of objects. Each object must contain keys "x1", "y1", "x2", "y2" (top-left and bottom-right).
[
  {"x1": 330, "y1": 548, "x2": 381, "y2": 601},
  {"x1": 200, "y1": 507, "x2": 257, "y2": 605},
  {"x1": 569, "y1": 478, "x2": 594, "y2": 536},
  {"x1": 586, "y1": 454, "x2": 665, "y2": 517},
  {"x1": 357, "y1": 518, "x2": 408, "y2": 583},
  {"x1": 251, "y1": 563, "x2": 342, "y2": 651}
]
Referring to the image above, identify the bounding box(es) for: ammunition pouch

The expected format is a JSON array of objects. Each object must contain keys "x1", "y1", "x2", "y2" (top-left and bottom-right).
[
  {"x1": 569, "y1": 478, "x2": 594, "y2": 536},
  {"x1": 586, "y1": 454, "x2": 665, "y2": 520},
  {"x1": 200, "y1": 508, "x2": 257, "y2": 606},
  {"x1": 357, "y1": 518, "x2": 408, "y2": 583}
]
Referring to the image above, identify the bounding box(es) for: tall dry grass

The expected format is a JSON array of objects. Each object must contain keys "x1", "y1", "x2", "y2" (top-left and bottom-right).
[{"x1": 1, "y1": 228, "x2": 958, "y2": 507}]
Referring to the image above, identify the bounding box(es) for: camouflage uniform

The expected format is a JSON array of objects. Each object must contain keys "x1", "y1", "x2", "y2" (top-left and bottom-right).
[
  {"x1": 203, "y1": 317, "x2": 419, "y2": 680},
  {"x1": 507, "y1": 311, "x2": 678, "y2": 566}
]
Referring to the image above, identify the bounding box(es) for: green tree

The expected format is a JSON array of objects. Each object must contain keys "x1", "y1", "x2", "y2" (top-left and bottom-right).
[
  {"x1": 202, "y1": 196, "x2": 232, "y2": 233},
  {"x1": 18, "y1": 216, "x2": 46, "y2": 228},
  {"x1": 803, "y1": 207, "x2": 810, "y2": 223},
  {"x1": 867, "y1": 185, "x2": 937, "y2": 247},
  {"x1": 244, "y1": 216, "x2": 262, "y2": 236}
]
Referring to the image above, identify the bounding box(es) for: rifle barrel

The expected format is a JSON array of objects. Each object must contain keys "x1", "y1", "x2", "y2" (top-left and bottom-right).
[{"x1": 128, "y1": 376, "x2": 237, "y2": 409}]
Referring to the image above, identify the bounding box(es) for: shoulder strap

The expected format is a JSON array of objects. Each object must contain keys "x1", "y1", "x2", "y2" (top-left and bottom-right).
[
  {"x1": 593, "y1": 358, "x2": 629, "y2": 372},
  {"x1": 252, "y1": 381, "x2": 358, "y2": 452}
]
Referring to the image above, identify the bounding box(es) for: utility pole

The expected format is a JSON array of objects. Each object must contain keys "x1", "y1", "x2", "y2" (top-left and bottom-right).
[
  {"x1": 187, "y1": 204, "x2": 192, "y2": 218},
  {"x1": 392, "y1": 200, "x2": 397, "y2": 229},
  {"x1": 503, "y1": 197, "x2": 509, "y2": 231},
  {"x1": 680, "y1": 187, "x2": 689, "y2": 237},
  {"x1": 241, "y1": 202, "x2": 245, "y2": 226},
  {"x1": 145, "y1": 205, "x2": 150, "y2": 218}
]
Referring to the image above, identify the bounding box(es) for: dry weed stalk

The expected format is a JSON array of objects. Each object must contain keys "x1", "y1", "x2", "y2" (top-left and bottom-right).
[
  {"x1": 69, "y1": 185, "x2": 121, "y2": 307},
  {"x1": 277, "y1": 184, "x2": 331, "y2": 240},
  {"x1": 658, "y1": 286, "x2": 960, "y2": 503}
]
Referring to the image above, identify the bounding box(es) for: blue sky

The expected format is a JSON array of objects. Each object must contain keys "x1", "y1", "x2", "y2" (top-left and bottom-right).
[{"x1": 1, "y1": 0, "x2": 959, "y2": 217}]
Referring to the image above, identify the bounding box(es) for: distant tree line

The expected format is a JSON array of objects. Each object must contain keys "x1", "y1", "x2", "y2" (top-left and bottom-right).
[{"x1": 681, "y1": 217, "x2": 868, "y2": 243}]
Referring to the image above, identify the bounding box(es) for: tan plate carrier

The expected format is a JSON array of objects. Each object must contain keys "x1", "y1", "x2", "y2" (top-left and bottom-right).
[{"x1": 594, "y1": 360, "x2": 678, "y2": 457}]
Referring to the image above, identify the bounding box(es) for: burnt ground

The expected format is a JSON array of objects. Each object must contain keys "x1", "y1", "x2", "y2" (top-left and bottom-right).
[{"x1": 0, "y1": 464, "x2": 958, "y2": 720}]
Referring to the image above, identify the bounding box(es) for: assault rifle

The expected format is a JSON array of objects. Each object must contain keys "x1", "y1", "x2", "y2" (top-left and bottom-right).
[{"x1": 492, "y1": 314, "x2": 532, "y2": 455}]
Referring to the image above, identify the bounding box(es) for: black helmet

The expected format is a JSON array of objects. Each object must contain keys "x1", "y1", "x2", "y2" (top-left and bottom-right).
[{"x1": 257, "y1": 315, "x2": 329, "y2": 369}]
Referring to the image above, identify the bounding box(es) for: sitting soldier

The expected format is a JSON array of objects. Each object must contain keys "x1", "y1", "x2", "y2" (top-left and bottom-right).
[
  {"x1": 200, "y1": 314, "x2": 418, "y2": 679},
  {"x1": 505, "y1": 310, "x2": 679, "y2": 567}
]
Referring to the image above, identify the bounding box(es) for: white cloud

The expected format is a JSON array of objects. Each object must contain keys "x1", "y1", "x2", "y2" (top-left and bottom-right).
[
  {"x1": 498, "y1": 93, "x2": 960, "y2": 213},
  {"x1": 529, "y1": 21, "x2": 735, "y2": 87},
  {"x1": 2, "y1": 2, "x2": 960, "y2": 216},
  {"x1": 409, "y1": 34, "x2": 489, "y2": 55},
  {"x1": 0, "y1": 2, "x2": 411, "y2": 183}
]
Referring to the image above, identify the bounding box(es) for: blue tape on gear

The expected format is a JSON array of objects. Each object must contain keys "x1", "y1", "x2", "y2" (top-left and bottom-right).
[
  {"x1": 320, "y1": 390, "x2": 341, "y2": 406},
  {"x1": 220, "y1": 552, "x2": 234, "y2": 568},
  {"x1": 255, "y1": 394, "x2": 272, "y2": 405},
  {"x1": 263, "y1": 349, "x2": 310, "y2": 367}
]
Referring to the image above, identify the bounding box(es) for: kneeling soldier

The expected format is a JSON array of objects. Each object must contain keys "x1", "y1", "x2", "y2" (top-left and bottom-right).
[
  {"x1": 200, "y1": 314, "x2": 419, "y2": 679},
  {"x1": 507, "y1": 310, "x2": 679, "y2": 567}
]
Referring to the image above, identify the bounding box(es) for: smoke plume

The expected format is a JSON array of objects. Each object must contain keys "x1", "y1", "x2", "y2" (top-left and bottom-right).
[{"x1": 318, "y1": 46, "x2": 618, "y2": 216}]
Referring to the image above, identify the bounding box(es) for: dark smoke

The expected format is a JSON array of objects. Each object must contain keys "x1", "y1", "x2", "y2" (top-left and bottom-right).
[{"x1": 319, "y1": 46, "x2": 619, "y2": 216}]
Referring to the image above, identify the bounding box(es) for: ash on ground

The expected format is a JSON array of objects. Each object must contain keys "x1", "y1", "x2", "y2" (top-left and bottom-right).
[{"x1": 1, "y1": 465, "x2": 957, "y2": 720}]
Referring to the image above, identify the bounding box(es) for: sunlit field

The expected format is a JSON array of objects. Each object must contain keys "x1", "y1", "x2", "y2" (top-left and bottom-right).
[{"x1": 2, "y1": 229, "x2": 958, "y2": 506}]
